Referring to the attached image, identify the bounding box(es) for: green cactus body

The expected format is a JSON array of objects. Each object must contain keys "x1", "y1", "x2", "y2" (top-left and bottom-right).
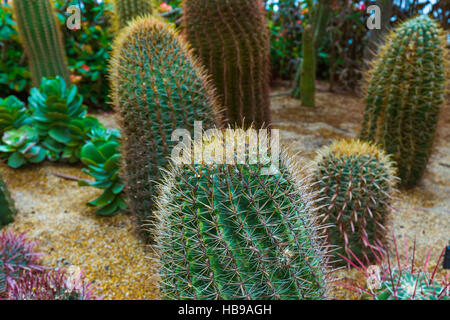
[
  {"x1": 113, "y1": 0, "x2": 152, "y2": 29},
  {"x1": 0, "y1": 174, "x2": 16, "y2": 228},
  {"x1": 13, "y1": 0, "x2": 70, "y2": 87},
  {"x1": 360, "y1": 16, "x2": 447, "y2": 188},
  {"x1": 183, "y1": 0, "x2": 271, "y2": 129},
  {"x1": 155, "y1": 130, "x2": 330, "y2": 300},
  {"x1": 313, "y1": 140, "x2": 397, "y2": 265},
  {"x1": 300, "y1": 25, "x2": 316, "y2": 107},
  {"x1": 110, "y1": 18, "x2": 222, "y2": 242}
]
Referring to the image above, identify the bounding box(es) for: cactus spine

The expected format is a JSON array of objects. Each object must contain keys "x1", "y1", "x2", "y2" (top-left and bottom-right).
[
  {"x1": 312, "y1": 140, "x2": 397, "y2": 265},
  {"x1": 112, "y1": 0, "x2": 153, "y2": 29},
  {"x1": 360, "y1": 16, "x2": 447, "y2": 189},
  {"x1": 13, "y1": 0, "x2": 70, "y2": 87},
  {"x1": 300, "y1": 24, "x2": 316, "y2": 107},
  {"x1": 110, "y1": 17, "x2": 222, "y2": 242},
  {"x1": 155, "y1": 130, "x2": 330, "y2": 299},
  {"x1": 0, "y1": 174, "x2": 16, "y2": 229},
  {"x1": 183, "y1": 0, "x2": 271, "y2": 129}
]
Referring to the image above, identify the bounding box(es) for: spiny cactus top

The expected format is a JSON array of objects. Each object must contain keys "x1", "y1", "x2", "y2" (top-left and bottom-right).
[
  {"x1": 110, "y1": 17, "x2": 222, "y2": 242},
  {"x1": 313, "y1": 140, "x2": 397, "y2": 265},
  {"x1": 155, "y1": 130, "x2": 331, "y2": 299},
  {"x1": 183, "y1": 0, "x2": 271, "y2": 129},
  {"x1": 13, "y1": 0, "x2": 70, "y2": 87},
  {"x1": 112, "y1": 0, "x2": 153, "y2": 29},
  {"x1": 360, "y1": 16, "x2": 448, "y2": 189},
  {"x1": 0, "y1": 174, "x2": 16, "y2": 229}
]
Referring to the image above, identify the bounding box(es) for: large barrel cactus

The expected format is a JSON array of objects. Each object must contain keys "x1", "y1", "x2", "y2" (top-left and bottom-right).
[
  {"x1": 155, "y1": 130, "x2": 330, "y2": 299},
  {"x1": 112, "y1": 0, "x2": 153, "y2": 29},
  {"x1": 0, "y1": 174, "x2": 16, "y2": 229},
  {"x1": 312, "y1": 140, "x2": 397, "y2": 265},
  {"x1": 110, "y1": 17, "x2": 222, "y2": 242},
  {"x1": 360, "y1": 16, "x2": 447, "y2": 189},
  {"x1": 13, "y1": 0, "x2": 70, "y2": 87},
  {"x1": 183, "y1": 0, "x2": 271, "y2": 129}
]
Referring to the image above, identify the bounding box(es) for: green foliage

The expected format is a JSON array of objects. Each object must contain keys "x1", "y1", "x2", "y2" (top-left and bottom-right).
[
  {"x1": 113, "y1": 0, "x2": 153, "y2": 29},
  {"x1": 183, "y1": 0, "x2": 271, "y2": 129},
  {"x1": 156, "y1": 131, "x2": 330, "y2": 299},
  {"x1": 299, "y1": 24, "x2": 316, "y2": 106},
  {"x1": 110, "y1": 17, "x2": 221, "y2": 241},
  {"x1": 79, "y1": 127, "x2": 126, "y2": 216},
  {"x1": 360, "y1": 16, "x2": 447, "y2": 189},
  {"x1": 0, "y1": 1, "x2": 30, "y2": 96},
  {"x1": 0, "y1": 96, "x2": 32, "y2": 135},
  {"x1": 12, "y1": 0, "x2": 70, "y2": 87},
  {"x1": 313, "y1": 140, "x2": 397, "y2": 265},
  {"x1": 0, "y1": 174, "x2": 15, "y2": 228}
]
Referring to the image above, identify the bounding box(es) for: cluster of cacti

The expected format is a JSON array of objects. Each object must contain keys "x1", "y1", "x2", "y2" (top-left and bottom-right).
[
  {"x1": 0, "y1": 230, "x2": 42, "y2": 294},
  {"x1": 155, "y1": 130, "x2": 330, "y2": 299},
  {"x1": 0, "y1": 174, "x2": 16, "y2": 229},
  {"x1": 112, "y1": 0, "x2": 153, "y2": 29},
  {"x1": 79, "y1": 126, "x2": 126, "y2": 216},
  {"x1": 183, "y1": 0, "x2": 271, "y2": 129},
  {"x1": 312, "y1": 140, "x2": 397, "y2": 265},
  {"x1": 0, "y1": 96, "x2": 32, "y2": 135},
  {"x1": 110, "y1": 17, "x2": 222, "y2": 241},
  {"x1": 360, "y1": 16, "x2": 447, "y2": 189},
  {"x1": 12, "y1": 0, "x2": 70, "y2": 87},
  {"x1": 29, "y1": 76, "x2": 99, "y2": 163}
]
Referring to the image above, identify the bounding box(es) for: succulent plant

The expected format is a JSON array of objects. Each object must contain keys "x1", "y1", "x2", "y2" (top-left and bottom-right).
[
  {"x1": 312, "y1": 140, "x2": 397, "y2": 266},
  {"x1": 7, "y1": 268, "x2": 100, "y2": 300},
  {"x1": 360, "y1": 16, "x2": 448, "y2": 189},
  {"x1": 0, "y1": 126, "x2": 47, "y2": 168},
  {"x1": 341, "y1": 236, "x2": 449, "y2": 300},
  {"x1": 0, "y1": 96, "x2": 32, "y2": 136},
  {"x1": 155, "y1": 130, "x2": 331, "y2": 299},
  {"x1": 29, "y1": 76, "x2": 96, "y2": 163},
  {"x1": 112, "y1": 0, "x2": 153, "y2": 29},
  {"x1": 183, "y1": 0, "x2": 271, "y2": 129},
  {"x1": 0, "y1": 174, "x2": 16, "y2": 229},
  {"x1": 0, "y1": 231, "x2": 42, "y2": 294},
  {"x1": 12, "y1": 0, "x2": 70, "y2": 87},
  {"x1": 79, "y1": 126, "x2": 127, "y2": 216},
  {"x1": 110, "y1": 17, "x2": 222, "y2": 241}
]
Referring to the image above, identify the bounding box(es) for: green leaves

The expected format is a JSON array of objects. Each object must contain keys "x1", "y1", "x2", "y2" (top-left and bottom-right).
[{"x1": 0, "y1": 96, "x2": 32, "y2": 135}]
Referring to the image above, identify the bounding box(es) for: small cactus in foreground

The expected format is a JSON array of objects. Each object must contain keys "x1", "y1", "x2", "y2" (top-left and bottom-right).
[
  {"x1": 155, "y1": 130, "x2": 330, "y2": 299},
  {"x1": 110, "y1": 17, "x2": 222, "y2": 242},
  {"x1": 183, "y1": 0, "x2": 271, "y2": 128},
  {"x1": 13, "y1": 0, "x2": 70, "y2": 87},
  {"x1": 113, "y1": 0, "x2": 153, "y2": 29},
  {"x1": 312, "y1": 140, "x2": 397, "y2": 266},
  {"x1": 0, "y1": 175, "x2": 16, "y2": 229},
  {"x1": 360, "y1": 16, "x2": 448, "y2": 189}
]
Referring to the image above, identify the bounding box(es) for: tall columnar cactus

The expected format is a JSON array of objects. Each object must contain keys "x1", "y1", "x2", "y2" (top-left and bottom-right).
[
  {"x1": 360, "y1": 16, "x2": 448, "y2": 189},
  {"x1": 183, "y1": 0, "x2": 271, "y2": 129},
  {"x1": 110, "y1": 17, "x2": 222, "y2": 242},
  {"x1": 0, "y1": 174, "x2": 16, "y2": 229},
  {"x1": 12, "y1": 0, "x2": 70, "y2": 87},
  {"x1": 112, "y1": 0, "x2": 153, "y2": 29},
  {"x1": 155, "y1": 130, "x2": 330, "y2": 299},
  {"x1": 312, "y1": 140, "x2": 397, "y2": 266},
  {"x1": 300, "y1": 24, "x2": 316, "y2": 107}
]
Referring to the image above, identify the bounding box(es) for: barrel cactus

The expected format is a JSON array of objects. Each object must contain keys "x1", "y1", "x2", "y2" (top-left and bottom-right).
[
  {"x1": 12, "y1": 0, "x2": 70, "y2": 87},
  {"x1": 110, "y1": 17, "x2": 222, "y2": 242},
  {"x1": 312, "y1": 140, "x2": 397, "y2": 266},
  {"x1": 360, "y1": 16, "x2": 448, "y2": 189},
  {"x1": 183, "y1": 0, "x2": 271, "y2": 129},
  {"x1": 112, "y1": 0, "x2": 153, "y2": 29},
  {"x1": 155, "y1": 130, "x2": 330, "y2": 299},
  {"x1": 0, "y1": 174, "x2": 16, "y2": 229}
]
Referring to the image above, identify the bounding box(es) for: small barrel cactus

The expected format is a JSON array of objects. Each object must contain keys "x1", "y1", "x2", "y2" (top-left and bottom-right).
[
  {"x1": 12, "y1": 0, "x2": 70, "y2": 87},
  {"x1": 155, "y1": 130, "x2": 330, "y2": 299},
  {"x1": 112, "y1": 0, "x2": 153, "y2": 29},
  {"x1": 0, "y1": 174, "x2": 16, "y2": 229},
  {"x1": 183, "y1": 0, "x2": 271, "y2": 129},
  {"x1": 110, "y1": 17, "x2": 222, "y2": 242},
  {"x1": 312, "y1": 140, "x2": 397, "y2": 265},
  {"x1": 360, "y1": 16, "x2": 448, "y2": 189}
]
